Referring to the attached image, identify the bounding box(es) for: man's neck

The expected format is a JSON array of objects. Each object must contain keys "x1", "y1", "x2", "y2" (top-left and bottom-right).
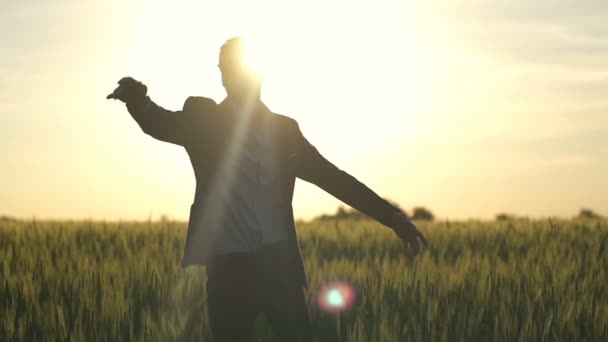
[{"x1": 225, "y1": 92, "x2": 262, "y2": 113}]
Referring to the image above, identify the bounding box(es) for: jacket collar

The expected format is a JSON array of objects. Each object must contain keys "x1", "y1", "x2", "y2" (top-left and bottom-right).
[{"x1": 218, "y1": 96, "x2": 272, "y2": 119}]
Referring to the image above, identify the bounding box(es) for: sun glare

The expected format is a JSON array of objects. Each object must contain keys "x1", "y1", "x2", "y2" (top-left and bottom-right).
[
  {"x1": 241, "y1": 37, "x2": 273, "y2": 78},
  {"x1": 124, "y1": 0, "x2": 432, "y2": 171}
]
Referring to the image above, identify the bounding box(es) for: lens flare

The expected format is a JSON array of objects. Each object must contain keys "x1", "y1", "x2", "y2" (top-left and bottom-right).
[{"x1": 317, "y1": 281, "x2": 357, "y2": 313}]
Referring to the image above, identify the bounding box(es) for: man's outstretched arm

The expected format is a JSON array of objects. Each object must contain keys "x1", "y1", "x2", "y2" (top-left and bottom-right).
[
  {"x1": 127, "y1": 97, "x2": 190, "y2": 145},
  {"x1": 109, "y1": 77, "x2": 209, "y2": 145},
  {"x1": 292, "y1": 122, "x2": 427, "y2": 255}
]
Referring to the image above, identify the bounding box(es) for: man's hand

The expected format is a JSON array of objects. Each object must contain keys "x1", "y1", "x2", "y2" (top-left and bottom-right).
[
  {"x1": 107, "y1": 77, "x2": 148, "y2": 105},
  {"x1": 389, "y1": 211, "x2": 427, "y2": 256}
]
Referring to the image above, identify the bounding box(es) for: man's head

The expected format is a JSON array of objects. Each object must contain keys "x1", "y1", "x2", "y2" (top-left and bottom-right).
[{"x1": 219, "y1": 37, "x2": 263, "y2": 100}]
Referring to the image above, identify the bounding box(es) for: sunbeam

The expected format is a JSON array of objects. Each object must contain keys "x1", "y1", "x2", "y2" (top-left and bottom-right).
[{"x1": 186, "y1": 94, "x2": 259, "y2": 262}]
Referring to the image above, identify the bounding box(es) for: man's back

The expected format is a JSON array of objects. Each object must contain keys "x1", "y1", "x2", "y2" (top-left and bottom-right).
[
  {"x1": 126, "y1": 95, "x2": 310, "y2": 285},
  {"x1": 183, "y1": 97, "x2": 292, "y2": 257}
]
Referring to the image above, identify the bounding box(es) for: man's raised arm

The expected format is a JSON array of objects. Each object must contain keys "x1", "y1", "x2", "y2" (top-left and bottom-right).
[
  {"x1": 127, "y1": 97, "x2": 192, "y2": 145},
  {"x1": 108, "y1": 77, "x2": 214, "y2": 146}
]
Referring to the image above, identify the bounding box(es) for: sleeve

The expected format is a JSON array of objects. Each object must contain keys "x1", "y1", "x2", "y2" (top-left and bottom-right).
[
  {"x1": 126, "y1": 96, "x2": 214, "y2": 146},
  {"x1": 291, "y1": 121, "x2": 401, "y2": 228}
]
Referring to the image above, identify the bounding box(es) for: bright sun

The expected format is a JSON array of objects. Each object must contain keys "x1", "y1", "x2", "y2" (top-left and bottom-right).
[
  {"x1": 128, "y1": 0, "x2": 430, "y2": 160},
  {"x1": 110, "y1": 0, "x2": 438, "y2": 220},
  {"x1": 238, "y1": 30, "x2": 428, "y2": 159},
  {"x1": 240, "y1": 37, "x2": 274, "y2": 78}
]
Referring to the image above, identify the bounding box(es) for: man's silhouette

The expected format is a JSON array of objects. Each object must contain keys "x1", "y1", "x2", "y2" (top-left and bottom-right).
[{"x1": 108, "y1": 37, "x2": 426, "y2": 342}]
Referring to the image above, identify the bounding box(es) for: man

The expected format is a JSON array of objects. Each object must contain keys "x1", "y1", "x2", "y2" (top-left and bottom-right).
[{"x1": 108, "y1": 37, "x2": 426, "y2": 342}]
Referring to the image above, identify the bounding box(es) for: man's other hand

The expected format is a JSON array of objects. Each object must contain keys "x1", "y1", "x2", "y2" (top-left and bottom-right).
[
  {"x1": 389, "y1": 211, "x2": 427, "y2": 256},
  {"x1": 107, "y1": 77, "x2": 147, "y2": 105}
]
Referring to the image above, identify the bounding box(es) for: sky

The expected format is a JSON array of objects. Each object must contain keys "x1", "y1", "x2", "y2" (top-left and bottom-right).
[{"x1": 1, "y1": 0, "x2": 607, "y2": 221}]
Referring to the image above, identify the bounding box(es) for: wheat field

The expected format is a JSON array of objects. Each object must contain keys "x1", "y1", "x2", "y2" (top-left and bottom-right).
[{"x1": 1, "y1": 217, "x2": 607, "y2": 341}]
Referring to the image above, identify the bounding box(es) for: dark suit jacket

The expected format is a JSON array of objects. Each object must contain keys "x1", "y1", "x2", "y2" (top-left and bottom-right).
[{"x1": 127, "y1": 96, "x2": 400, "y2": 287}]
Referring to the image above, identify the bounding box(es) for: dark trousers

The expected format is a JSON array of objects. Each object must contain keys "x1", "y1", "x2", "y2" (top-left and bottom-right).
[{"x1": 206, "y1": 240, "x2": 313, "y2": 342}]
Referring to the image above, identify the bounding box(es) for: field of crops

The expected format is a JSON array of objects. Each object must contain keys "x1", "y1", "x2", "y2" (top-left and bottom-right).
[{"x1": 1, "y1": 217, "x2": 607, "y2": 341}]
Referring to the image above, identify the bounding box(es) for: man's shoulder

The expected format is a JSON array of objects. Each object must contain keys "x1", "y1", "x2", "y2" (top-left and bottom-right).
[
  {"x1": 183, "y1": 96, "x2": 217, "y2": 114},
  {"x1": 271, "y1": 112, "x2": 299, "y2": 130}
]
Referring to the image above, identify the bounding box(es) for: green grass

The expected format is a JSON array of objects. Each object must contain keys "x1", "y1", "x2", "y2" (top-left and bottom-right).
[{"x1": 1, "y1": 218, "x2": 607, "y2": 341}]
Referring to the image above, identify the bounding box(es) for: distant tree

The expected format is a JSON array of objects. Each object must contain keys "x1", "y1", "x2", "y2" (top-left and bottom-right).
[
  {"x1": 411, "y1": 207, "x2": 434, "y2": 221},
  {"x1": 337, "y1": 206, "x2": 367, "y2": 220},
  {"x1": 318, "y1": 206, "x2": 360, "y2": 221},
  {"x1": 335, "y1": 206, "x2": 349, "y2": 219},
  {"x1": 578, "y1": 208, "x2": 602, "y2": 219},
  {"x1": 317, "y1": 214, "x2": 333, "y2": 221},
  {"x1": 496, "y1": 213, "x2": 515, "y2": 221},
  {"x1": 318, "y1": 199, "x2": 406, "y2": 221}
]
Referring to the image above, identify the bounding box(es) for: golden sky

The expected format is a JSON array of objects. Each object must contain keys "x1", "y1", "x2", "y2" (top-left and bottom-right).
[{"x1": 1, "y1": 0, "x2": 607, "y2": 220}]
